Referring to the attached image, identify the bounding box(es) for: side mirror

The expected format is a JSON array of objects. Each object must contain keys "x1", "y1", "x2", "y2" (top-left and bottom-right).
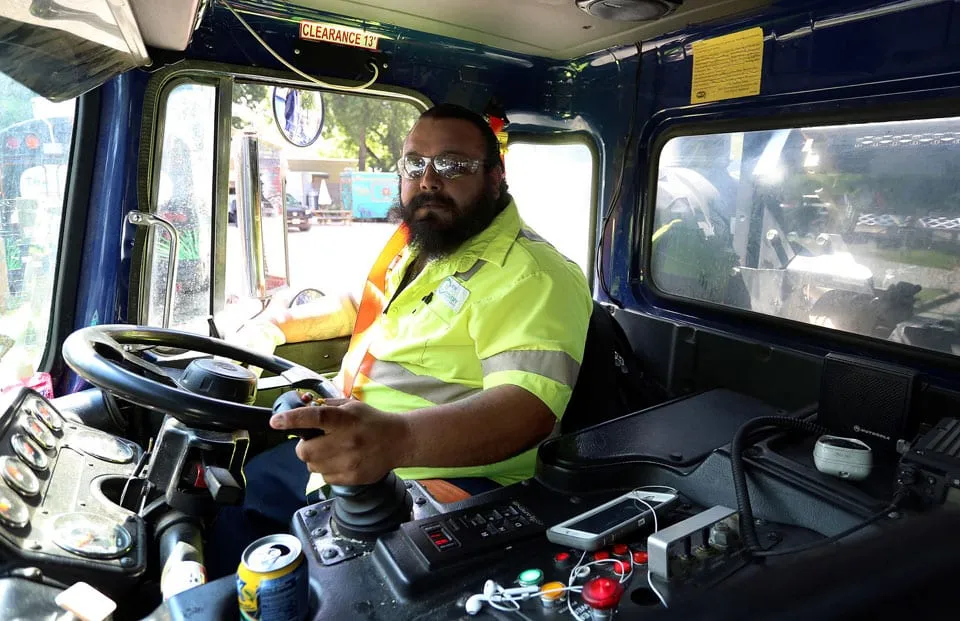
[{"x1": 272, "y1": 87, "x2": 325, "y2": 147}]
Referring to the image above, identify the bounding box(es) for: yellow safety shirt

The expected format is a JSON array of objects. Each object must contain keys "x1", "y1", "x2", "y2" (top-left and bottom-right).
[{"x1": 308, "y1": 200, "x2": 592, "y2": 493}]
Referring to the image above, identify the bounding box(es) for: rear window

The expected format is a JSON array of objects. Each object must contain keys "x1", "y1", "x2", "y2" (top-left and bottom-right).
[{"x1": 651, "y1": 117, "x2": 960, "y2": 357}]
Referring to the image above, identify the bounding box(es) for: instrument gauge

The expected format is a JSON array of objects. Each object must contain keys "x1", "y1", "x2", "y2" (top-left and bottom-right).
[
  {"x1": 10, "y1": 433, "x2": 48, "y2": 472},
  {"x1": 21, "y1": 415, "x2": 55, "y2": 450},
  {"x1": 33, "y1": 400, "x2": 63, "y2": 433},
  {"x1": 73, "y1": 432, "x2": 134, "y2": 464},
  {"x1": 0, "y1": 486, "x2": 29, "y2": 529},
  {"x1": 52, "y1": 512, "x2": 133, "y2": 559},
  {"x1": 0, "y1": 456, "x2": 40, "y2": 497}
]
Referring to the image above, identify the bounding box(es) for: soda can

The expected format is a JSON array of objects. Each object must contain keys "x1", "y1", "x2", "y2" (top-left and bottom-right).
[{"x1": 237, "y1": 534, "x2": 309, "y2": 621}]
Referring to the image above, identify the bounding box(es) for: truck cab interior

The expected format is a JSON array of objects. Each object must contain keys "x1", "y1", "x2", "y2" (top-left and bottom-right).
[{"x1": 1, "y1": 0, "x2": 960, "y2": 619}]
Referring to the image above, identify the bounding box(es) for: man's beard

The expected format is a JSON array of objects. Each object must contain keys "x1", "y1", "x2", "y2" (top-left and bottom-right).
[{"x1": 389, "y1": 185, "x2": 505, "y2": 259}]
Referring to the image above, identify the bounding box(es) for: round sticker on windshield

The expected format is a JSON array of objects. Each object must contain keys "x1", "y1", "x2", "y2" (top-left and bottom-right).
[{"x1": 272, "y1": 87, "x2": 324, "y2": 147}]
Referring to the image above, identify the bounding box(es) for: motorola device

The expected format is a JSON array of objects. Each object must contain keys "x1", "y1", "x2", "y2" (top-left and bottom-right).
[
  {"x1": 814, "y1": 435, "x2": 873, "y2": 481},
  {"x1": 546, "y1": 490, "x2": 679, "y2": 551}
]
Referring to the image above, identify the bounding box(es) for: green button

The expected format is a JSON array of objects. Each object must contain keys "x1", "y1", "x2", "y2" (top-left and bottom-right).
[{"x1": 518, "y1": 568, "x2": 544, "y2": 587}]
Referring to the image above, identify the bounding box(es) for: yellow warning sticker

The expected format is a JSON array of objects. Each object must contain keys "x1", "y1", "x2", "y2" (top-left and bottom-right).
[{"x1": 690, "y1": 27, "x2": 764, "y2": 104}]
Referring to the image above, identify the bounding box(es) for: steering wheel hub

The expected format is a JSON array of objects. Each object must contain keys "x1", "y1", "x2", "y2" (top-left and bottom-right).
[{"x1": 180, "y1": 358, "x2": 258, "y2": 404}]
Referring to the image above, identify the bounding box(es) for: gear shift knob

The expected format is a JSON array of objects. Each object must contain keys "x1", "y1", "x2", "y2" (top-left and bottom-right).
[{"x1": 330, "y1": 472, "x2": 412, "y2": 539}]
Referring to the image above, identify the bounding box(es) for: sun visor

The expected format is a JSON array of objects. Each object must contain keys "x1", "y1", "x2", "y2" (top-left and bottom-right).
[{"x1": 0, "y1": 0, "x2": 151, "y2": 102}]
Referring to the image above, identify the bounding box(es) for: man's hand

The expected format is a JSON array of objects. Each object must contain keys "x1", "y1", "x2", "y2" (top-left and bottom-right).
[{"x1": 269, "y1": 400, "x2": 411, "y2": 486}]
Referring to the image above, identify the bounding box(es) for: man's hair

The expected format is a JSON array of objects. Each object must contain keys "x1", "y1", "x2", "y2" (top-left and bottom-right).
[{"x1": 419, "y1": 104, "x2": 502, "y2": 169}]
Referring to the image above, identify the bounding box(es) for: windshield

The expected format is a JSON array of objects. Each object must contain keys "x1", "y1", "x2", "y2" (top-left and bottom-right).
[{"x1": 0, "y1": 73, "x2": 75, "y2": 386}]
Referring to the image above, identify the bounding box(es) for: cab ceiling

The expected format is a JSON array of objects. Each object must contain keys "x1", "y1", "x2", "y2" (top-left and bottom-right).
[{"x1": 290, "y1": 0, "x2": 770, "y2": 59}]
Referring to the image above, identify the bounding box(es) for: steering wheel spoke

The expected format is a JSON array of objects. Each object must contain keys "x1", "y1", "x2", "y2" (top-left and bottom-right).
[{"x1": 91, "y1": 333, "x2": 180, "y2": 387}]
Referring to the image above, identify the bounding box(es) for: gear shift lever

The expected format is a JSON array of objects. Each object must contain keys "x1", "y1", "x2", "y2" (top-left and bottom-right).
[{"x1": 273, "y1": 390, "x2": 412, "y2": 539}]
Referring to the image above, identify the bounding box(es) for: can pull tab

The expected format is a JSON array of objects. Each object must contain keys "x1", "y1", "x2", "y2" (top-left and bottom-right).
[{"x1": 272, "y1": 390, "x2": 326, "y2": 440}]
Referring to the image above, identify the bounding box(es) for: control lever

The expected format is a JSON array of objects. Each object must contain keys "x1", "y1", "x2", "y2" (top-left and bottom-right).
[
  {"x1": 272, "y1": 390, "x2": 325, "y2": 440},
  {"x1": 272, "y1": 390, "x2": 412, "y2": 539},
  {"x1": 203, "y1": 466, "x2": 243, "y2": 505}
]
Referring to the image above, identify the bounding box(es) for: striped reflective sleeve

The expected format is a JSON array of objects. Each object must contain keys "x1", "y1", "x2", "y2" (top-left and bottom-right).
[
  {"x1": 480, "y1": 350, "x2": 580, "y2": 388},
  {"x1": 364, "y1": 359, "x2": 481, "y2": 404}
]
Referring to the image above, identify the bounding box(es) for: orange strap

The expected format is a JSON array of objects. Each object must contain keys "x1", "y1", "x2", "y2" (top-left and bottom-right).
[{"x1": 341, "y1": 224, "x2": 410, "y2": 397}]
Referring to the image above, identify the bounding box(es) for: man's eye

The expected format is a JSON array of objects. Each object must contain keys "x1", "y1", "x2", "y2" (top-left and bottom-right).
[{"x1": 436, "y1": 155, "x2": 468, "y2": 171}]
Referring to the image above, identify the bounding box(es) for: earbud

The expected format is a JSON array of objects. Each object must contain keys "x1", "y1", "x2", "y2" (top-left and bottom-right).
[
  {"x1": 464, "y1": 593, "x2": 487, "y2": 615},
  {"x1": 463, "y1": 582, "x2": 542, "y2": 615}
]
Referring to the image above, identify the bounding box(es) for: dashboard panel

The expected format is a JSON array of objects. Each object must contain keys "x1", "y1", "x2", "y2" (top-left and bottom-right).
[{"x1": 0, "y1": 388, "x2": 147, "y2": 592}]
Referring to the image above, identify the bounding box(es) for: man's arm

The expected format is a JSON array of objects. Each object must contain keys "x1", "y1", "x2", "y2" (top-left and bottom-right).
[{"x1": 269, "y1": 384, "x2": 555, "y2": 486}]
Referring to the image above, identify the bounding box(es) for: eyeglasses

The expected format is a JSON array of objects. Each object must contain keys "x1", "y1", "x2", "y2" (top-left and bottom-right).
[{"x1": 398, "y1": 152, "x2": 483, "y2": 180}]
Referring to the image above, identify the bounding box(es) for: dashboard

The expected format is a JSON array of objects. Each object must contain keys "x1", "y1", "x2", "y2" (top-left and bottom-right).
[
  {"x1": 0, "y1": 382, "x2": 953, "y2": 620},
  {"x1": 0, "y1": 388, "x2": 147, "y2": 594},
  {"x1": 155, "y1": 388, "x2": 937, "y2": 621}
]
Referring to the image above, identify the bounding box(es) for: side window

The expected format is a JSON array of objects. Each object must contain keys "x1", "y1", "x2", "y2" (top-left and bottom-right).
[
  {"x1": 147, "y1": 83, "x2": 216, "y2": 332},
  {"x1": 224, "y1": 85, "x2": 419, "y2": 315},
  {"x1": 504, "y1": 141, "x2": 595, "y2": 277},
  {"x1": 0, "y1": 73, "x2": 76, "y2": 382},
  {"x1": 652, "y1": 118, "x2": 960, "y2": 357}
]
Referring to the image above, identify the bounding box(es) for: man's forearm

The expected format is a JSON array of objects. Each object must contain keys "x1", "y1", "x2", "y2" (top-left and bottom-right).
[{"x1": 393, "y1": 385, "x2": 557, "y2": 470}]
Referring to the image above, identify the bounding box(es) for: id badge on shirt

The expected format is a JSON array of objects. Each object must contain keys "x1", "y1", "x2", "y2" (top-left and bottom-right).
[{"x1": 436, "y1": 276, "x2": 470, "y2": 313}]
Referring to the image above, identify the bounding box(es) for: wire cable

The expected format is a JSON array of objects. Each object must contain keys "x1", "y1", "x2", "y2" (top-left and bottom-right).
[
  {"x1": 220, "y1": 1, "x2": 380, "y2": 91},
  {"x1": 731, "y1": 415, "x2": 909, "y2": 560},
  {"x1": 596, "y1": 42, "x2": 643, "y2": 307},
  {"x1": 633, "y1": 495, "x2": 668, "y2": 608},
  {"x1": 752, "y1": 503, "x2": 899, "y2": 558}
]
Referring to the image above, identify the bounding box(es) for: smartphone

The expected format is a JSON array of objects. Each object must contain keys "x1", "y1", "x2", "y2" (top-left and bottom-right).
[{"x1": 546, "y1": 490, "x2": 679, "y2": 551}]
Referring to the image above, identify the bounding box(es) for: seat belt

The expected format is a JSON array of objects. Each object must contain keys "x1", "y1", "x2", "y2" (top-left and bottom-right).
[{"x1": 341, "y1": 224, "x2": 410, "y2": 397}]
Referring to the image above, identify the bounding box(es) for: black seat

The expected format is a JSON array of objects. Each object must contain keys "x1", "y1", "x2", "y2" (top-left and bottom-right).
[{"x1": 560, "y1": 302, "x2": 667, "y2": 434}]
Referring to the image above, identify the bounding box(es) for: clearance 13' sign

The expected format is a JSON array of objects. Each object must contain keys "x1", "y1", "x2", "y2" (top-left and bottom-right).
[{"x1": 299, "y1": 21, "x2": 380, "y2": 50}]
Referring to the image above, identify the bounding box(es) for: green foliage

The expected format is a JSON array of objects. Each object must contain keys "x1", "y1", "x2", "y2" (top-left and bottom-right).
[
  {"x1": 232, "y1": 83, "x2": 270, "y2": 130},
  {"x1": 320, "y1": 93, "x2": 419, "y2": 171},
  {"x1": 231, "y1": 83, "x2": 419, "y2": 170}
]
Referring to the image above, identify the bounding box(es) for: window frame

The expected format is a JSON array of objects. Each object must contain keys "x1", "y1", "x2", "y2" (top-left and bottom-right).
[
  {"x1": 639, "y1": 96, "x2": 960, "y2": 372},
  {"x1": 131, "y1": 61, "x2": 431, "y2": 328},
  {"x1": 504, "y1": 131, "x2": 600, "y2": 288},
  {"x1": 39, "y1": 92, "x2": 94, "y2": 374}
]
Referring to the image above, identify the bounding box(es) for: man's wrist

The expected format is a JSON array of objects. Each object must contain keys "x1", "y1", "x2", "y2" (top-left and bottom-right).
[{"x1": 388, "y1": 413, "x2": 416, "y2": 470}]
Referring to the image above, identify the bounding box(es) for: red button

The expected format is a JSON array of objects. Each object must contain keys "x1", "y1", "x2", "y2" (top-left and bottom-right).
[
  {"x1": 555, "y1": 552, "x2": 570, "y2": 562},
  {"x1": 434, "y1": 538, "x2": 449, "y2": 546},
  {"x1": 593, "y1": 550, "x2": 610, "y2": 561},
  {"x1": 193, "y1": 464, "x2": 207, "y2": 489},
  {"x1": 581, "y1": 577, "x2": 624, "y2": 610},
  {"x1": 612, "y1": 544, "x2": 629, "y2": 557},
  {"x1": 632, "y1": 550, "x2": 649, "y2": 565},
  {"x1": 613, "y1": 560, "x2": 629, "y2": 576}
]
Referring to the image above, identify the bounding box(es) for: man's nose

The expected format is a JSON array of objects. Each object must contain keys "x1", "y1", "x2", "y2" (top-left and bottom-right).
[{"x1": 419, "y1": 163, "x2": 443, "y2": 191}]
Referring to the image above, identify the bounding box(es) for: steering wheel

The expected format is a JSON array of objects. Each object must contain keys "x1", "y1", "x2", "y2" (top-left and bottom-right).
[{"x1": 62, "y1": 324, "x2": 341, "y2": 430}]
